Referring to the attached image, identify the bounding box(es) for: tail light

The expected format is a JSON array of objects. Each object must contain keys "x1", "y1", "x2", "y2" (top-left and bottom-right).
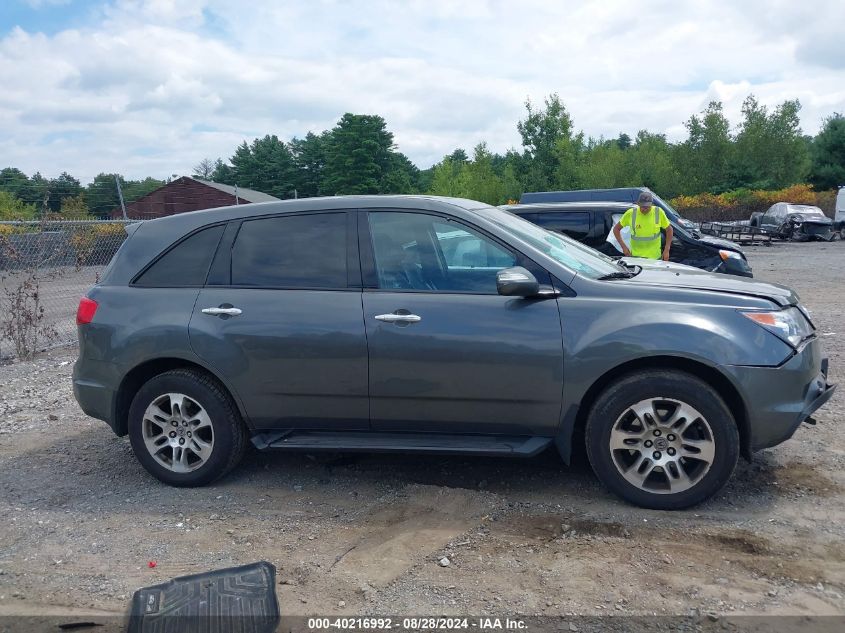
[{"x1": 76, "y1": 297, "x2": 98, "y2": 325}]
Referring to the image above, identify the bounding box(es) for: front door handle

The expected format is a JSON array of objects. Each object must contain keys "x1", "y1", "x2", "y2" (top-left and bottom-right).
[
  {"x1": 202, "y1": 307, "x2": 242, "y2": 316},
  {"x1": 374, "y1": 313, "x2": 421, "y2": 323}
]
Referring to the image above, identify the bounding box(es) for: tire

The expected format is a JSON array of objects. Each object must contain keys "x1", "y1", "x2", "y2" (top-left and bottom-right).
[
  {"x1": 749, "y1": 213, "x2": 761, "y2": 228},
  {"x1": 128, "y1": 369, "x2": 247, "y2": 487},
  {"x1": 585, "y1": 370, "x2": 739, "y2": 510}
]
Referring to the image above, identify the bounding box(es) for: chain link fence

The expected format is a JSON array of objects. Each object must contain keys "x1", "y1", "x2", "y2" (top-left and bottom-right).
[{"x1": 0, "y1": 218, "x2": 135, "y2": 361}]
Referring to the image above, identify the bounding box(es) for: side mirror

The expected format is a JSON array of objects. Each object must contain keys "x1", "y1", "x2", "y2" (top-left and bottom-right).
[{"x1": 496, "y1": 266, "x2": 540, "y2": 297}]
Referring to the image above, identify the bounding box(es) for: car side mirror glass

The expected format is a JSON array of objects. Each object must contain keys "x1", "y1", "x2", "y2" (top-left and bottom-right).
[{"x1": 496, "y1": 267, "x2": 540, "y2": 297}]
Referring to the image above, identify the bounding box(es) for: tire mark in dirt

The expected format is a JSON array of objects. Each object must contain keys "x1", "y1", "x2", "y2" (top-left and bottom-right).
[{"x1": 331, "y1": 484, "x2": 494, "y2": 587}]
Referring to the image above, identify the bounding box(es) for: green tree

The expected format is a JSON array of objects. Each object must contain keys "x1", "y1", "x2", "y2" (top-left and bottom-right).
[
  {"x1": 678, "y1": 101, "x2": 733, "y2": 193},
  {"x1": 429, "y1": 157, "x2": 464, "y2": 197},
  {"x1": 626, "y1": 132, "x2": 680, "y2": 197},
  {"x1": 809, "y1": 113, "x2": 845, "y2": 190},
  {"x1": 417, "y1": 166, "x2": 435, "y2": 193},
  {"x1": 123, "y1": 177, "x2": 165, "y2": 203},
  {"x1": 290, "y1": 132, "x2": 329, "y2": 197},
  {"x1": 554, "y1": 131, "x2": 585, "y2": 190},
  {"x1": 578, "y1": 138, "x2": 628, "y2": 189},
  {"x1": 457, "y1": 143, "x2": 506, "y2": 205},
  {"x1": 0, "y1": 167, "x2": 37, "y2": 203},
  {"x1": 210, "y1": 158, "x2": 235, "y2": 184},
  {"x1": 380, "y1": 152, "x2": 419, "y2": 194},
  {"x1": 40, "y1": 172, "x2": 82, "y2": 213},
  {"x1": 86, "y1": 173, "x2": 122, "y2": 216},
  {"x1": 323, "y1": 113, "x2": 395, "y2": 195},
  {"x1": 0, "y1": 190, "x2": 37, "y2": 220},
  {"x1": 499, "y1": 151, "x2": 524, "y2": 202},
  {"x1": 59, "y1": 193, "x2": 89, "y2": 217},
  {"x1": 230, "y1": 135, "x2": 297, "y2": 198},
  {"x1": 448, "y1": 148, "x2": 468, "y2": 163},
  {"x1": 733, "y1": 96, "x2": 810, "y2": 189},
  {"x1": 517, "y1": 94, "x2": 577, "y2": 191}
]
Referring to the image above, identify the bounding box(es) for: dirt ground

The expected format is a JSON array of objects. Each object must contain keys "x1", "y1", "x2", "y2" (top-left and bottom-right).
[{"x1": 0, "y1": 241, "x2": 843, "y2": 622}]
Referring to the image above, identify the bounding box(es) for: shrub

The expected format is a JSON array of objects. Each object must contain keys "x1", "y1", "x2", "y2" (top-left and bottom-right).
[
  {"x1": 69, "y1": 223, "x2": 125, "y2": 269},
  {"x1": 670, "y1": 184, "x2": 836, "y2": 222}
]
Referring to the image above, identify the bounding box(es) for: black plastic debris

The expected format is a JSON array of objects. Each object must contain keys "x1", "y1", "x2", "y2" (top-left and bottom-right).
[{"x1": 128, "y1": 561, "x2": 279, "y2": 633}]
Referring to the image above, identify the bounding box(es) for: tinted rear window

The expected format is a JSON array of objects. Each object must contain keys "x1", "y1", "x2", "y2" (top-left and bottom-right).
[
  {"x1": 134, "y1": 224, "x2": 224, "y2": 287},
  {"x1": 231, "y1": 213, "x2": 347, "y2": 288},
  {"x1": 532, "y1": 212, "x2": 591, "y2": 239}
]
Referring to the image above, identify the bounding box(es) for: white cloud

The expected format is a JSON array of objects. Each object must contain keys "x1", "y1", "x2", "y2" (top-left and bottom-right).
[{"x1": 0, "y1": 0, "x2": 844, "y2": 183}]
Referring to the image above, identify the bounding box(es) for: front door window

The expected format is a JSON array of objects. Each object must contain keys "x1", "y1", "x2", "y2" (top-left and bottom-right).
[{"x1": 368, "y1": 212, "x2": 516, "y2": 294}]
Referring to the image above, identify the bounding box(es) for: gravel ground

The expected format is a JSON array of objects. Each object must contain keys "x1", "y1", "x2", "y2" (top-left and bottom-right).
[{"x1": 0, "y1": 241, "x2": 843, "y2": 621}]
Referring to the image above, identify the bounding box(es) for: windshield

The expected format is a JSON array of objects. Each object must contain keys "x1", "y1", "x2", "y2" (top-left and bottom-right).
[
  {"x1": 787, "y1": 205, "x2": 826, "y2": 217},
  {"x1": 651, "y1": 193, "x2": 695, "y2": 237},
  {"x1": 481, "y1": 207, "x2": 619, "y2": 279},
  {"x1": 653, "y1": 192, "x2": 679, "y2": 220}
]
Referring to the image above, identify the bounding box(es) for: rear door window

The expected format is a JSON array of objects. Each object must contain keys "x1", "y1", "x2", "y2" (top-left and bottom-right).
[
  {"x1": 231, "y1": 213, "x2": 347, "y2": 288},
  {"x1": 134, "y1": 224, "x2": 225, "y2": 287},
  {"x1": 531, "y1": 212, "x2": 591, "y2": 240}
]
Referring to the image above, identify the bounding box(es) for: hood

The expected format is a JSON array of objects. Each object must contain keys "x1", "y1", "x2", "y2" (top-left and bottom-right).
[
  {"x1": 695, "y1": 234, "x2": 745, "y2": 254},
  {"x1": 618, "y1": 258, "x2": 797, "y2": 306}
]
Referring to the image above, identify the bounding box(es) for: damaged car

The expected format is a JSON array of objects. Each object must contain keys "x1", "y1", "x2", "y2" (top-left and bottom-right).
[
  {"x1": 752, "y1": 203, "x2": 836, "y2": 241},
  {"x1": 73, "y1": 195, "x2": 836, "y2": 510}
]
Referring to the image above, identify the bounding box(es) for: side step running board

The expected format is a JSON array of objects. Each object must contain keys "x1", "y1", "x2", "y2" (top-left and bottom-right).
[{"x1": 251, "y1": 431, "x2": 552, "y2": 457}]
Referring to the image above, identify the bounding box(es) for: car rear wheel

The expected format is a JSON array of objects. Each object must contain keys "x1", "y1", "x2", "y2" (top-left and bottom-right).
[
  {"x1": 128, "y1": 369, "x2": 247, "y2": 487},
  {"x1": 585, "y1": 370, "x2": 739, "y2": 510}
]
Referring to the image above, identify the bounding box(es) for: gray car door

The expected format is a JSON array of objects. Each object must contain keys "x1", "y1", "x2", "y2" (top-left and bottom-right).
[
  {"x1": 188, "y1": 211, "x2": 368, "y2": 431},
  {"x1": 361, "y1": 210, "x2": 565, "y2": 436}
]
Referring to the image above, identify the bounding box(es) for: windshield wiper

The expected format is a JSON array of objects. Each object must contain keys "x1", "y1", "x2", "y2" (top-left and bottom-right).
[
  {"x1": 598, "y1": 271, "x2": 636, "y2": 280},
  {"x1": 616, "y1": 260, "x2": 643, "y2": 276}
]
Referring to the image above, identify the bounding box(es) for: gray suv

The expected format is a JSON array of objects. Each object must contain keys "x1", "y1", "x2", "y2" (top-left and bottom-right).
[{"x1": 73, "y1": 196, "x2": 835, "y2": 509}]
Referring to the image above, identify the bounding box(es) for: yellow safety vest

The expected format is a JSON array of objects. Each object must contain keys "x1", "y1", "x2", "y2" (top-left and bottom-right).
[{"x1": 629, "y1": 206, "x2": 664, "y2": 244}]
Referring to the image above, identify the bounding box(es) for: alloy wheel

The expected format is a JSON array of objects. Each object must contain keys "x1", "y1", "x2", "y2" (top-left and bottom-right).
[
  {"x1": 141, "y1": 392, "x2": 215, "y2": 473},
  {"x1": 608, "y1": 398, "x2": 715, "y2": 494}
]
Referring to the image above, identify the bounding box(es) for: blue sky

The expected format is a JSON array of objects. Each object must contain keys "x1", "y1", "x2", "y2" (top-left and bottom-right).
[
  {"x1": 1, "y1": 0, "x2": 844, "y2": 184},
  {"x1": 0, "y1": 1, "x2": 96, "y2": 35}
]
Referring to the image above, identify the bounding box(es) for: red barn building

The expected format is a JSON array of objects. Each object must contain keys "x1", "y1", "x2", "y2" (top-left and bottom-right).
[{"x1": 114, "y1": 177, "x2": 279, "y2": 219}]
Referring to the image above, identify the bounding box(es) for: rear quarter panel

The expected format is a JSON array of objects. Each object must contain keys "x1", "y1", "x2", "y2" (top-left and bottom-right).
[{"x1": 80, "y1": 286, "x2": 201, "y2": 365}]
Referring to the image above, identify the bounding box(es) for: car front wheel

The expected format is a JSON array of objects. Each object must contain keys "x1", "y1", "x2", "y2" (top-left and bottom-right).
[
  {"x1": 128, "y1": 369, "x2": 247, "y2": 487},
  {"x1": 585, "y1": 370, "x2": 739, "y2": 510}
]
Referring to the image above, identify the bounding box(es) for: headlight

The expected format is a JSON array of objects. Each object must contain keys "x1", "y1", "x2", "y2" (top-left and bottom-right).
[
  {"x1": 719, "y1": 250, "x2": 742, "y2": 261},
  {"x1": 741, "y1": 307, "x2": 814, "y2": 347}
]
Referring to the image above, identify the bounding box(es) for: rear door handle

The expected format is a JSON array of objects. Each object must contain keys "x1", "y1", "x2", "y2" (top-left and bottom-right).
[
  {"x1": 202, "y1": 307, "x2": 242, "y2": 316},
  {"x1": 374, "y1": 313, "x2": 421, "y2": 323}
]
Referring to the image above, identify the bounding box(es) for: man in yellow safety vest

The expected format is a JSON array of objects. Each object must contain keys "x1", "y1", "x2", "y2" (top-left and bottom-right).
[{"x1": 612, "y1": 191, "x2": 673, "y2": 260}]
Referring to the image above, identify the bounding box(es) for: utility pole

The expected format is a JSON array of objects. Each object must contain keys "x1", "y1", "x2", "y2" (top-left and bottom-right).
[{"x1": 115, "y1": 175, "x2": 128, "y2": 220}]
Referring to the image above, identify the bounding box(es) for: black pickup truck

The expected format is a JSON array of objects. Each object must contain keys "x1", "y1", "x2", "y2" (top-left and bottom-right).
[{"x1": 499, "y1": 201, "x2": 753, "y2": 277}]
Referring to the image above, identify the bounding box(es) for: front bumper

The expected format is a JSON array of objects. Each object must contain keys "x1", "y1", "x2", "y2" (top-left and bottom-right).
[
  {"x1": 794, "y1": 221, "x2": 834, "y2": 241},
  {"x1": 724, "y1": 338, "x2": 836, "y2": 452}
]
